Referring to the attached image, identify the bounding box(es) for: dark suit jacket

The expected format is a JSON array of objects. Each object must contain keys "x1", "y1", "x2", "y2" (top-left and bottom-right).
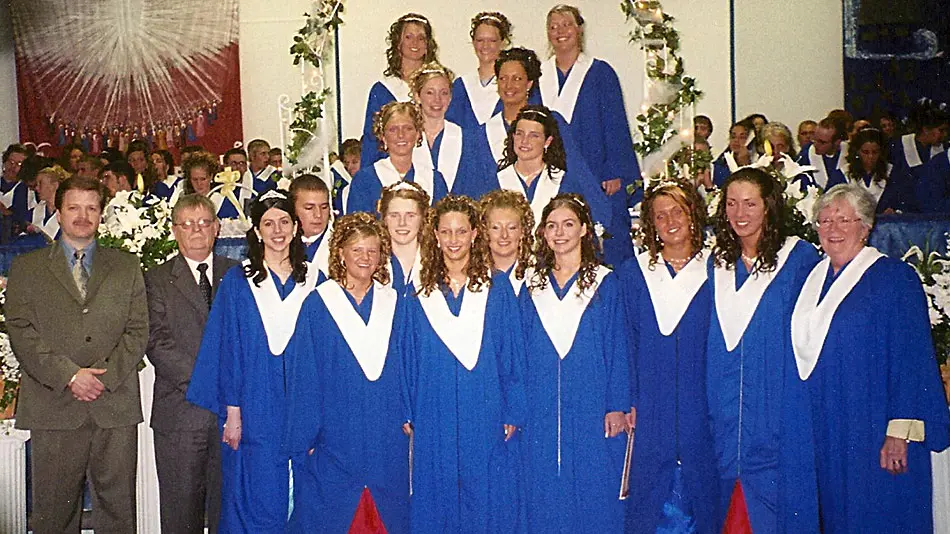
[
  {"x1": 6, "y1": 242, "x2": 149, "y2": 430},
  {"x1": 145, "y1": 254, "x2": 237, "y2": 432}
]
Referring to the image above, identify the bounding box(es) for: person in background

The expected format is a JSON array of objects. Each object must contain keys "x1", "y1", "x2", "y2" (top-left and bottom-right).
[
  {"x1": 797, "y1": 116, "x2": 849, "y2": 190},
  {"x1": 890, "y1": 101, "x2": 948, "y2": 183},
  {"x1": 150, "y1": 150, "x2": 179, "y2": 201},
  {"x1": 877, "y1": 111, "x2": 899, "y2": 140},
  {"x1": 797, "y1": 120, "x2": 817, "y2": 152},
  {"x1": 27, "y1": 165, "x2": 69, "y2": 241},
  {"x1": 331, "y1": 138, "x2": 362, "y2": 215},
  {"x1": 100, "y1": 160, "x2": 135, "y2": 196},
  {"x1": 268, "y1": 147, "x2": 283, "y2": 171},
  {"x1": 77, "y1": 155, "x2": 104, "y2": 179},
  {"x1": 240, "y1": 140, "x2": 278, "y2": 207},
  {"x1": 694, "y1": 115, "x2": 713, "y2": 143},
  {"x1": 446, "y1": 11, "x2": 512, "y2": 128},
  {"x1": 289, "y1": 174, "x2": 332, "y2": 281},
  {"x1": 845, "y1": 128, "x2": 909, "y2": 213},
  {"x1": 59, "y1": 143, "x2": 85, "y2": 174},
  {"x1": 712, "y1": 121, "x2": 754, "y2": 187},
  {"x1": 849, "y1": 118, "x2": 871, "y2": 140},
  {"x1": 1, "y1": 144, "x2": 30, "y2": 224}
]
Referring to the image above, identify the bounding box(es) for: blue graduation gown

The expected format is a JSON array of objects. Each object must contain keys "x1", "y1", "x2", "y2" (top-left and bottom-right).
[
  {"x1": 797, "y1": 144, "x2": 847, "y2": 190},
  {"x1": 389, "y1": 255, "x2": 419, "y2": 298},
  {"x1": 543, "y1": 59, "x2": 640, "y2": 265},
  {"x1": 889, "y1": 134, "x2": 943, "y2": 182},
  {"x1": 1, "y1": 180, "x2": 30, "y2": 223},
  {"x1": 706, "y1": 240, "x2": 821, "y2": 534},
  {"x1": 446, "y1": 75, "x2": 500, "y2": 128},
  {"x1": 331, "y1": 166, "x2": 351, "y2": 216},
  {"x1": 345, "y1": 162, "x2": 448, "y2": 215},
  {"x1": 186, "y1": 266, "x2": 302, "y2": 534},
  {"x1": 618, "y1": 258, "x2": 720, "y2": 534},
  {"x1": 361, "y1": 80, "x2": 410, "y2": 168},
  {"x1": 519, "y1": 270, "x2": 630, "y2": 533},
  {"x1": 151, "y1": 177, "x2": 181, "y2": 201},
  {"x1": 402, "y1": 274, "x2": 528, "y2": 533},
  {"x1": 414, "y1": 121, "x2": 491, "y2": 195},
  {"x1": 285, "y1": 283, "x2": 410, "y2": 534},
  {"x1": 914, "y1": 151, "x2": 950, "y2": 213},
  {"x1": 805, "y1": 257, "x2": 950, "y2": 534}
]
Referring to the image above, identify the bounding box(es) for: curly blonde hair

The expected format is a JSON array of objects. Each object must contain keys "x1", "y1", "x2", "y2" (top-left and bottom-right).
[
  {"x1": 327, "y1": 212, "x2": 392, "y2": 286},
  {"x1": 479, "y1": 189, "x2": 534, "y2": 280},
  {"x1": 639, "y1": 181, "x2": 707, "y2": 269},
  {"x1": 377, "y1": 181, "x2": 430, "y2": 219},
  {"x1": 409, "y1": 62, "x2": 455, "y2": 101},
  {"x1": 529, "y1": 193, "x2": 600, "y2": 294},
  {"x1": 384, "y1": 13, "x2": 439, "y2": 79},
  {"x1": 419, "y1": 195, "x2": 492, "y2": 296},
  {"x1": 372, "y1": 101, "x2": 424, "y2": 153},
  {"x1": 37, "y1": 164, "x2": 71, "y2": 184}
]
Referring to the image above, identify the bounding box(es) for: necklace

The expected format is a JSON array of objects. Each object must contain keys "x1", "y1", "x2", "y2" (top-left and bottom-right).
[
  {"x1": 664, "y1": 255, "x2": 690, "y2": 267},
  {"x1": 741, "y1": 253, "x2": 758, "y2": 265},
  {"x1": 447, "y1": 276, "x2": 467, "y2": 293}
]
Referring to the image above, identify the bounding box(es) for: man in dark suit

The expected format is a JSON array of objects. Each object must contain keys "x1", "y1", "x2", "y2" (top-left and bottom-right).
[
  {"x1": 145, "y1": 194, "x2": 238, "y2": 534},
  {"x1": 6, "y1": 175, "x2": 149, "y2": 533}
]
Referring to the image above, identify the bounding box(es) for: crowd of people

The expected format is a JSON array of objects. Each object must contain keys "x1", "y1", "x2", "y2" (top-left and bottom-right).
[{"x1": 4, "y1": 4, "x2": 950, "y2": 534}]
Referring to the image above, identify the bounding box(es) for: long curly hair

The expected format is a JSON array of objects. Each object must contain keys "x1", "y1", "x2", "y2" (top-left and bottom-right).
[
  {"x1": 479, "y1": 189, "x2": 535, "y2": 280},
  {"x1": 372, "y1": 101, "x2": 424, "y2": 153},
  {"x1": 181, "y1": 150, "x2": 219, "y2": 195},
  {"x1": 846, "y1": 128, "x2": 889, "y2": 185},
  {"x1": 498, "y1": 105, "x2": 567, "y2": 172},
  {"x1": 377, "y1": 180, "x2": 431, "y2": 219},
  {"x1": 712, "y1": 167, "x2": 786, "y2": 273},
  {"x1": 384, "y1": 13, "x2": 439, "y2": 79},
  {"x1": 530, "y1": 193, "x2": 600, "y2": 295},
  {"x1": 639, "y1": 180, "x2": 707, "y2": 269},
  {"x1": 419, "y1": 195, "x2": 492, "y2": 296},
  {"x1": 244, "y1": 192, "x2": 308, "y2": 286},
  {"x1": 470, "y1": 11, "x2": 512, "y2": 42},
  {"x1": 327, "y1": 212, "x2": 392, "y2": 286}
]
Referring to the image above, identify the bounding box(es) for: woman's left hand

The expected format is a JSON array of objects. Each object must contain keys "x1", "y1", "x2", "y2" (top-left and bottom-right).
[
  {"x1": 604, "y1": 411, "x2": 627, "y2": 438},
  {"x1": 880, "y1": 436, "x2": 909, "y2": 475},
  {"x1": 602, "y1": 178, "x2": 622, "y2": 196},
  {"x1": 503, "y1": 424, "x2": 518, "y2": 441}
]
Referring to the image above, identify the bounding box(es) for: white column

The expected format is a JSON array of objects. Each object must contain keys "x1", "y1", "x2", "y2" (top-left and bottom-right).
[
  {"x1": 0, "y1": 420, "x2": 29, "y2": 534},
  {"x1": 136, "y1": 358, "x2": 161, "y2": 534}
]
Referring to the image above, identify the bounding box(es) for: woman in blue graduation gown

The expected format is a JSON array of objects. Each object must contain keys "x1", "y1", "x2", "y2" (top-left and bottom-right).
[
  {"x1": 844, "y1": 128, "x2": 911, "y2": 213},
  {"x1": 520, "y1": 193, "x2": 630, "y2": 532},
  {"x1": 378, "y1": 181, "x2": 429, "y2": 296},
  {"x1": 479, "y1": 189, "x2": 535, "y2": 296},
  {"x1": 346, "y1": 102, "x2": 447, "y2": 214},
  {"x1": 485, "y1": 105, "x2": 611, "y2": 244},
  {"x1": 286, "y1": 212, "x2": 410, "y2": 534},
  {"x1": 618, "y1": 182, "x2": 719, "y2": 533},
  {"x1": 186, "y1": 190, "x2": 317, "y2": 533},
  {"x1": 712, "y1": 122, "x2": 755, "y2": 188},
  {"x1": 402, "y1": 195, "x2": 527, "y2": 533},
  {"x1": 361, "y1": 13, "x2": 440, "y2": 168},
  {"x1": 149, "y1": 149, "x2": 180, "y2": 201},
  {"x1": 792, "y1": 184, "x2": 950, "y2": 534},
  {"x1": 408, "y1": 62, "x2": 491, "y2": 195},
  {"x1": 540, "y1": 5, "x2": 641, "y2": 265},
  {"x1": 26, "y1": 165, "x2": 65, "y2": 241},
  {"x1": 180, "y1": 151, "x2": 246, "y2": 220},
  {"x1": 707, "y1": 168, "x2": 820, "y2": 533},
  {"x1": 446, "y1": 12, "x2": 511, "y2": 128}
]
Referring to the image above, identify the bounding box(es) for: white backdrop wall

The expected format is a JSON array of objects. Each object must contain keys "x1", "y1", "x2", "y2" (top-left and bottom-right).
[{"x1": 0, "y1": 1, "x2": 843, "y2": 158}]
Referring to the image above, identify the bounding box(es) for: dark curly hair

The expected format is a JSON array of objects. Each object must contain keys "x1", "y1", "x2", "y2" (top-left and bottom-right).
[
  {"x1": 419, "y1": 195, "x2": 492, "y2": 296},
  {"x1": 493, "y1": 47, "x2": 542, "y2": 82},
  {"x1": 846, "y1": 128, "x2": 889, "y2": 185},
  {"x1": 530, "y1": 193, "x2": 601, "y2": 295},
  {"x1": 639, "y1": 180, "x2": 707, "y2": 269},
  {"x1": 712, "y1": 167, "x2": 786, "y2": 274},
  {"x1": 244, "y1": 192, "x2": 308, "y2": 286},
  {"x1": 470, "y1": 11, "x2": 512, "y2": 42},
  {"x1": 372, "y1": 101, "x2": 424, "y2": 153},
  {"x1": 328, "y1": 212, "x2": 392, "y2": 286},
  {"x1": 479, "y1": 189, "x2": 535, "y2": 280},
  {"x1": 384, "y1": 13, "x2": 439, "y2": 79},
  {"x1": 498, "y1": 105, "x2": 567, "y2": 172}
]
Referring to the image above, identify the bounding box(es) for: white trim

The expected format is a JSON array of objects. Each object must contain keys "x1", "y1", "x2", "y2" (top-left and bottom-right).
[
  {"x1": 791, "y1": 247, "x2": 884, "y2": 380},
  {"x1": 417, "y1": 284, "x2": 489, "y2": 371},
  {"x1": 724, "y1": 152, "x2": 741, "y2": 173},
  {"x1": 485, "y1": 114, "x2": 508, "y2": 163},
  {"x1": 0, "y1": 181, "x2": 21, "y2": 209},
  {"x1": 310, "y1": 226, "x2": 333, "y2": 280},
  {"x1": 31, "y1": 201, "x2": 59, "y2": 240},
  {"x1": 244, "y1": 259, "x2": 316, "y2": 355},
  {"x1": 529, "y1": 265, "x2": 610, "y2": 359},
  {"x1": 388, "y1": 249, "x2": 423, "y2": 290},
  {"x1": 413, "y1": 121, "x2": 463, "y2": 191},
  {"x1": 379, "y1": 76, "x2": 412, "y2": 103},
  {"x1": 317, "y1": 281, "x2": 397, "y2": 381},
  {"x1": 373, "y1": 159, "x2": 436, "y2": 205},
  {"x1": 330, "y1": 159, "x2": 352, "y2": 186},
  {"x1": 496, "y1": 165, "x2": 563, "y2": 231},
  {"x1": 509, "y1": 267, "x2": 525, "y2": 297},
  {"x1": 461, "y1": 71, "x2": 499, "y2": 125},
  {"x1": 637, "y1": 250, "x2": 708, "y2": 336},
  {"x1": 539, "y1": 53, "x2": 594, "y2": 124},
  {"x1": 807, "y1": 142, "x2": 849, "y2": 189}
]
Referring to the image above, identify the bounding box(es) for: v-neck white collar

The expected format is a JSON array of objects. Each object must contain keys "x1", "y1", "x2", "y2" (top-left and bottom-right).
[
  {"x1": 413, "y1": 121, "x2": 462, "y2": 191},
  {"x1": 791, "y1": 247, "x2": 884, "y2": 380},
  {"x1": 485, "y1": 114, "x2": 508, "y2": 163},
  {"x1": 380, "y1": 76, "x2": 411, "y2": 103},
  {"x1": 461, "y1": 71, "x2": 500, "y2": 125},
  {"x1": 539, "y1": 54, "x2": 593, "y2": 124},
  {"x1": 317, "y1": 280, "x2": 397, "y2": 381},
  {"x1": 807, "y1": 142, "x2": 849, "y2": 189},
  {"x1": 374, "y1": 159, "x2": 436, "y2": 204},
  {"x1": 244, "y1": 260, "x2": 316, "y2": 355},
  {"x1": 308, "y1": 226, "x2": 333, "y2": 281},
  {"x1": 418, "y1": 283, "x2": 490, "y2": 371},
  {"x1": 530, "y1": 265, "x2": 610, "y2": 359},
  {"x1": 637, "y1": 250, "x2": 708, "y2": 335},
  {"x1": 32, "y1": 201, "x2": 59, "y2": 240},
  {"x1": 496, "y1": 165, "x2": 563, "y2": 231}
]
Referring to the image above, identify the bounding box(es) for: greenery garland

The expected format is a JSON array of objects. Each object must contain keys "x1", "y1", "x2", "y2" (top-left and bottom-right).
[{"x1": 620, "y1": 0, "x2": 703, "y2": 157}]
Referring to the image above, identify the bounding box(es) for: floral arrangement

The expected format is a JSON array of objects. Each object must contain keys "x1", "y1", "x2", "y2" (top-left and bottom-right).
[
  {"x1": 621, "y1": 0, "x2": 703, "y2": 157},
  {"x1": 902, "y1": 238, "x2": 950, "y2": 367},
  {"x1": 97, "y1": 191, "x2": 178, "y2": 270},
  {"x1": 0, "y1": 282, "x2": 17, "y2": 416},
  {"x1": 287, "y1": 88, "x2": 333, "y2": 165}
]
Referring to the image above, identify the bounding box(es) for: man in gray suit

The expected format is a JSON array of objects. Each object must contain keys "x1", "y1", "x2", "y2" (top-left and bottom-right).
[
  {"x1": 6, "y1": 175, "x2": 149, "y2": 533},
  {"x1": 146, "y1": 194, "x2": 238, "y2": 534}
]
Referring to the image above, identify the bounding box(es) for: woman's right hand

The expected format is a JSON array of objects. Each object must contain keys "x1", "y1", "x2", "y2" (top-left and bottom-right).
[
  {"x1": 223, "y1": 406, "x2": 242, "y2": 451},
  {"x1": 402, "y1": 422, "x2": 413, "y2": 437}
]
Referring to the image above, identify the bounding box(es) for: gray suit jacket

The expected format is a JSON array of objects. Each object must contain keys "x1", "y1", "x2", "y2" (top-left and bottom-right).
[
  {"x1": 145, "y1": 254, "x2": 238, "y2": 432},
  {"x1": 7, "y1": 242, "x2": 149, "y2": 430}
]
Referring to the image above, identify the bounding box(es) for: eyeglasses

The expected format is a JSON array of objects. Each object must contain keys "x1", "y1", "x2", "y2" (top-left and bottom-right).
[
  {"x1": 174, "y1": 219, "x2": 216, "y2": 231},
  {"x1": 816, "y1": 216, "x2": 862, "y2": 229}
]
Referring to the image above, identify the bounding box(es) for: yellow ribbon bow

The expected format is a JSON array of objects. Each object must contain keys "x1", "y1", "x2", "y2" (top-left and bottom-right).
[
  {"x1": 136, "y1": 173, "x2": 146, "y2": 194},
  {"x1": 211, "y1": 166, "x2": 251, "y2": 223}
]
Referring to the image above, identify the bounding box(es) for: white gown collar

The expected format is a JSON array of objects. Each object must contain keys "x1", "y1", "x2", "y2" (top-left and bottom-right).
[
  {"x1": 539, "y1": 53, "x2": 593, "y2": 124},
  {"x1": 0, "y1": 181, "x2": 22, "y2": 209},
  {"x1": 32, "y1": 201, "x2": 60, "y2": 240},
  {"x1": 714, "y1": 237, "x2": 802, "y2": 351},
  {"x1": 807, "y1": 142, "x2": 849, "y2": 189},
  {"x1": 496, "y1": 165, "x2": 563, "y2": 231},
  {"x1": 637, "y1": 250, "x2": 708, "y2": 336},
  {"x1": 530, "y1": 265, "x2": 610, "y2": 359},
  {"x1": 418, "y1": 283, "x2": 490, "y2": 371},
  {"x1": 485, "y1": 114, "x2": 508, "y2": 163},
  {"x1": 380, "y1": 76, "x2": 412, "y2": 103},
  {"x1": 373, "y1": 158, "x2": 436, "y2": 205},
  {"x1": 309, "y1": 226, "x2": 333, "y2": 279},
  {"x1": 791, "y1": 247, "x2": 884, "y2": 379},
  {"x1": 317, "y1": 280, "x2": 397, "y2": 381},
  {"x1": 901, "y1": 133, "x2": 944, "y2": 168},
  {"x1": 388, "y1": 249, "x2": 423, "y2": 290},
  {"x1": 724, "y1": 152, "x2": 741, "y2": 173},
  {"x1": 244, "y1": 259, "x2": 318, "y2": 355},
  {"x1": 461, "y1": 71, "x2": 500, "y2": 125},
  {"x1": 413, "y1": 121, "x2": 462, "y2": 191}
]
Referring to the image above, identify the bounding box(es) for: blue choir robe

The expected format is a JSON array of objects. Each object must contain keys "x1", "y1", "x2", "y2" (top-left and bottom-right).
[
  {"x1": 447, "y1": 72, "x2": 500, "y2": 128},
  {"x1": 792, "y1": 250, "x2": 950, "y2": 534},
  {"x1": 712, "y1": 151, "x2": 744, "y2": 188},
  {"x1": 388, "y1": 250, "x2": 422, "y2": 298},
  {"x1": 151, "y1": 175, "x2": 182, "y2": 202},
  {"x1": 186, "y1": 263, "x2": 319, "y2": 533},
  {"x1": 238, "y1": 165, "x2": 279, "y2": 206},
  {"x1": 303, "y1": 228, "x2": 331, "y2": 285},
  {"x1": 848, "y1": 164, "x2": 910, "y2": 213},
  {"x1": 890, "y1": 132, "x2": 945, "y2": 182},
  {"x1": 412, "y1": 120, "x2": 489, "y2": 194},
  {"x1": 330, "y1": 159, "x2": 352, "y2": 216},
  {"x1": 0, "y1": 179, "x2": 30, "y2": 223},
  {"x1": 345, "y1": 158, "x2": 447, "y2": 215},
  {"x1": 28, "y1": 201, "x2": 59, "y2": 241},
  {"x1": 210, "y1": 190, "x2": 245, "y2": 220},
  {"x1": 361, "y1": 77, "x2": 413, "y2": 168},
  {"x1": 402, "y1": 273, "x2": 528, "y2": 533},
  {"x1": 914, "y1": 150, "x2": 950, "y2": 213},
  {"x1": 619, "y1": 252, "x2": 720, "y2": 534},
  {"x1": 285, "y1": 281, "x2": 410, "y2": 534},
  {"x1": 796, "y1": 142, "x2": 849, "y2": 190},
  {"x1": 540, "y1": 54, "x2": 640, "y2": 265},
  {"x1": 519, "y1": 266, "x2": 630, "y2": 533},
  {"x1": 706, "y1": 238, "x2": 820, "y2": 534}
]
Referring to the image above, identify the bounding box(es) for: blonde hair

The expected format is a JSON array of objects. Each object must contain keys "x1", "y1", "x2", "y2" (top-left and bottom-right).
[
  {"x1": 37, "y1": 164, "x2": 71, "y2": 184},
  {"x1": 372, "y1": 101, "x2": 424, "y2": 152},
  {"x1": 327, "y1": 212, "x2": 393, "y2": 286},
  {"x1": 546, "y1": 4, "x2": 586, "y2": 53},
  {"x1": 409, "y1": 62, "x2": 455, "y2": 100},
  {"x1": 479, "y1": 189, "x2": 535, "y2": 281}
]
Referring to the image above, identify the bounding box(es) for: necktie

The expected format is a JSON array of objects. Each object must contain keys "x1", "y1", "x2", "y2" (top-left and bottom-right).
[
  {"x1": 73, "y1": 250, "x2": 89, "y2": 299},
  {"x1": 197, "y1": 263, "x2": 212, "y2": 310}
]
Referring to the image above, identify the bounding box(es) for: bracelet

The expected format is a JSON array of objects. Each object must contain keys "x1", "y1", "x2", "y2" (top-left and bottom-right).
[{"x1": 68, "y1": 373, "x2": 78, "y2": 387}]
